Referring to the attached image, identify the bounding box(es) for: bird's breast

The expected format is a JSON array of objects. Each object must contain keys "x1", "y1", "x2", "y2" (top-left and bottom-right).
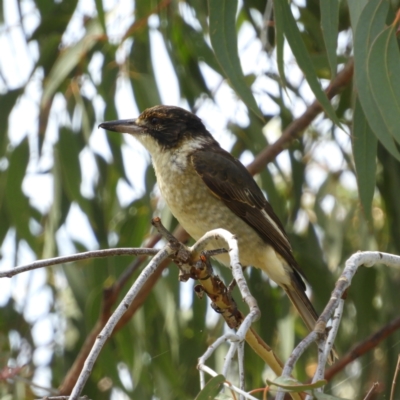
[
  {"x1": 153, "y1": 150, "x2": 221, "y2": 240},
  {"x1": 151, "y1": 150, "x2": 266, "y2": 265},
  {"x1": 151, "y1": 149, "x2": 291, "y2": 286}
]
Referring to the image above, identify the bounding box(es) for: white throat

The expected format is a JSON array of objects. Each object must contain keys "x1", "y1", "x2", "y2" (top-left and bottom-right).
[{"x1": 134, "y1": 134, "x2": 209, "y2": 172}]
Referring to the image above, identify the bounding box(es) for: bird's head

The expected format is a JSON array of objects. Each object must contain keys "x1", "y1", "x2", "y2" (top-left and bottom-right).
[{"x1": 99, "y1": 105, "x2": 214, "y2": 154}]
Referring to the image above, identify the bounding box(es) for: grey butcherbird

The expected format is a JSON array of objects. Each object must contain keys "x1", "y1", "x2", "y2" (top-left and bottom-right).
[{"x1": 99, "y1": 105, "x2": 335, "y2": 361}]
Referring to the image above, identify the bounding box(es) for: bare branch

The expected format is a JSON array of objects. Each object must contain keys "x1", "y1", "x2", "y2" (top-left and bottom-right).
[
  {"x1": 191, "y1": 229, "x2": 260, "y2": 323},
  {"x1": 59, "y1": 225, "x2": 188, "y2": 395},
  {"x1": 324, "y1": 315, "x2": 400, "y2": 381},
  {"x1": 0, "y1": 248, "x2": 159, "y2": 278},
  {"x1": 68, "y1": 244, "x2": 175, "y2": 400},
  {"x1": 275, "y1": 251, "x2": 400, "y2": 400},
  {"x1": 390, "y1": 355, "x2": 400, "y2": 400},
  {"x1": 190, "y1": 229, "x2": 302, "y2": 400},
  {"x1": 41, "y1": 397, "x2": 90, "y2": 400},
  {"x1": 363, "y1": 382, "x2": 380, "y2": 400},
  {"x1": 152, "y1": 216, "x2": 178, "y2": 243}
]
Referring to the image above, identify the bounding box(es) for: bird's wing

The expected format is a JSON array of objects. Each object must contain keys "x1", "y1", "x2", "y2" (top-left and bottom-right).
[
  {"x1": 190, "y1": 147, "x2": 339, "y2": 355},
  {"x1": 190, "y1": 147, "x2": 304, "y2": 282}
]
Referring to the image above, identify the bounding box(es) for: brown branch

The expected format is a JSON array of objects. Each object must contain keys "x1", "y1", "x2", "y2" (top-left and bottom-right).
[
  {"x1": 324, "y1": 315, "x2": 400, "y2": 381},
  {"x1": 247, "y1": 59, "x2": 354, "y2": 176}
]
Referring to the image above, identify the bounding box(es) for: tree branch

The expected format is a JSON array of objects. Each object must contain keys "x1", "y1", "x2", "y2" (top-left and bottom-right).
[
  {"x1": 0, "y1": 248, "x2": 158, "y2": 278},
  {"x1": 58, "y1": 227, "x2": 185, "y2": 395},
  {"x1": 68, "y1": 244, "x2": 175, "y2": 400},
  {"x1": 275, "y1": 251, "x2": 400, "y2": 400},
  {"x1": 325, "y1": 315, "x2": 400, "y2": 381}
]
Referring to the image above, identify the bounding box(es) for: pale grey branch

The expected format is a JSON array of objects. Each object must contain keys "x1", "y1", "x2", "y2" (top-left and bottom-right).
[
  {"x1": 276, "y1": 251, "x2": 400, "y2": 400},
  {"x1": 0, "y1": 248, "x2": 159, "y2": 278},
  {"x1": 68, "y1": 245, "x2": 174, "y2": 400}
]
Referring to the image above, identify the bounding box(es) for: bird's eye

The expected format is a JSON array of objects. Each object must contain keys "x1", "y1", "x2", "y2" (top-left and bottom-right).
[{"x1": 151, "y1": 118, "x2": 159, "y2": 125}]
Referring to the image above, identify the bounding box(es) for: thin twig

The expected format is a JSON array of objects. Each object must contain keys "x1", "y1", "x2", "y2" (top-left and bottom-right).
[
  {"x1": 390, "y1": 354, "x2": 400, "y2": 400},
  {"x1": 152, "y1": 216, "x2": 177, "y2": 242},
  {"x1": 325, "y1": 315, "x2": 400, "y2": 381},
  {"x1": 0, "y1": 248, "x2": 159, "y2": 278},
  {"x1": 59, "y1": 225, "x2": 187, "y2": 395},
  {"x1": 41, "y1": 397, "x2": 90, "y2": 400},
  {"x1": 363, "y1": 382, "x2": 379, "y2": 400},
  {"x1": 68, "y1": 244, "x2": 175, "y2": 400}
]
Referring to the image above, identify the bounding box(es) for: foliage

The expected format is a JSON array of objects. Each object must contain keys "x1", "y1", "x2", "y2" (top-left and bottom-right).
[{"x1": 1, "y1": 0, "x2": 400, "y2": 398}]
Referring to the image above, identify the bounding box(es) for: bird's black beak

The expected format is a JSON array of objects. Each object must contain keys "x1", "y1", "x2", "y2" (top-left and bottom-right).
[{"x1": 98, "y1": 118, "x2": 142, "y2": 134}]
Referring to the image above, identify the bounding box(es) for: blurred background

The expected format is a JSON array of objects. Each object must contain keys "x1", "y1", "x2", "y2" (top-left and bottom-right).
[{"x1": 1, "y1": 0, "x2": 400, "y2": 398}]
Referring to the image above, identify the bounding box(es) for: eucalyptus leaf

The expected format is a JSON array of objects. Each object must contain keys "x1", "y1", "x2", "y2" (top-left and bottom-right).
[
  {"x1": 267, "y1": 376, "x2": 327, "y2": 391},
  {"x1": 320, "y1": 0, "x2": 339, "y2": 76},
  {"x1": 208, "y1": 0, "x2": 263, "y2": 119},
  {"x1": 367, "y1": 23, "x2": 400, "y2": 143},
  {"x1": 195, "y1": 375, "x2": 225, "y2": 400},
  {"x1": 274, "y1": 0, "x2": 341, "y2": 126},
  {"x1": 352, "y1": 97, "x2": 377, "y2": 220},
  {"x1": 353, "y1": 0, "x2": 400, "y2": 160}
]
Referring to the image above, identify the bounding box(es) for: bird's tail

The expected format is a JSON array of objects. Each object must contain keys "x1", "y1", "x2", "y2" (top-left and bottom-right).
[{"x1": 284, "y1": 283, "x2": 338, "y2": 364}]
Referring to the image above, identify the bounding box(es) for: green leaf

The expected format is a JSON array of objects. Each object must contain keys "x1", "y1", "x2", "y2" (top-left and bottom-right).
[
  {"x1": 274, "y1": 0, "x2": 286, "y2": 88},
  {"x1": 353, "y1": 0, "x2": 400, "y2": 161},
  {"x1": 352, "y1": 97, "x2": 377, "y2": 220},
  {"x1": 31, "y1": 0, "x2": 79, "y2": 39},
  {"x1": 208, "y1": 0, "x2": 263, "y2": 119},
  {"x1": 181, "y1": 20, "x2": 223, "y2": 75},
  {"x1": 94, "y1": 0, "x2": 106, "y2": 33},
  {"x1": 129, "y1": 47, "x2": 161, "y2": 110},
  {"x1": 5, "y1": 138, "x2": 35, "y2": 245},
  {"x1": 41, "y1": 19, "x2": 102, "y2": 108},
  {"x1": 195, "y1": 375, "x2": 225, "y2": 400},
  {"x1": 42, "y1": 146, "x2": 63, "y2": 258},
  {"x1": 0, "y1": 89, "x2": 23, "y2": 156},
  {"x1": 0, "y1": 204, "x2": 9, "y2": 246},
  {"x1": 0, "y1": 0, "x2": 3, "y2": 24},
  {"x1": 128, "y1": 0, "x2": 161, "y2": 110},
  {"x1": 58, "y1": 128, "x2": 83, "y2": 204},
  {"x1": 273, "y1": 0, "x2": 341, "y2": 126},
  {"x1": 347, "y1": 0, "x2": 368, "y2": 30},
  {"x1": 367, "y1": 23, "x2": 400, "y2": 143},
  {"x1": 267, "y1": 376, "x2": 327, "y2": 392},
  {"x1": 320, "y1": 0, "x2": 339, "y2": 76},
  {"x1": 106, "y1": 132, "x2": 130, "y2": 185}
]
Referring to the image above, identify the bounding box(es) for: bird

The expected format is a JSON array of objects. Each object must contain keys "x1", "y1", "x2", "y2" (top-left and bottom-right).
[{"x1": 99, "y1": 105, "x2": 334, "y2": 360}]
